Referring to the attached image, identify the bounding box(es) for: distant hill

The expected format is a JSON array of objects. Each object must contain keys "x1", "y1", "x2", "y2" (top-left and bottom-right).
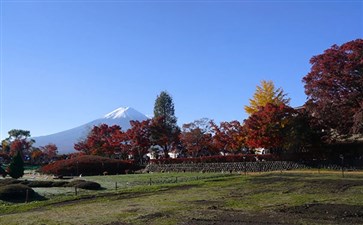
[{"x1": 33, "y1": 107, "x2": 149, "y2": 154}]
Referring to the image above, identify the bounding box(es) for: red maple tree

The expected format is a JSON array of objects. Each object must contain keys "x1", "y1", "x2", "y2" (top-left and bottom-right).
[
  {"x1": 149, "y1": 116, "x2": 180, "y2": 158},
  {"x1": 125, "y1": 119, "x2": 152, "y2": 163},
  {"x1": 211, "y1": 120, "x2": 247, "y2": 155},
  {"x1": 303, "y1": 39, "x2": 363, "y2": 135},
  {"x1": 244, "y1": 103, "x2": 295, "y2": 151},
  {"x1": 180, "y1": 118, "x2": 216, "y2": 157},
  {"x1": 74, "y1": 124, "x2": 125, "y2": 157},
  {"x1": 41, "y1": 143, "x2": 58, "y2": 160}
]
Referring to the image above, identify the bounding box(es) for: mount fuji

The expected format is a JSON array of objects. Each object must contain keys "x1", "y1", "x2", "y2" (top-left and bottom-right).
[{"x1": 33, "y1": 107, "x2": 149, "y2": 154}]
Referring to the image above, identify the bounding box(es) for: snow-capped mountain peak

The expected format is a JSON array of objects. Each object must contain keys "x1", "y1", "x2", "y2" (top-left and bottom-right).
[
  {"x1": 33, "y1": 106, "x2": 148, "y2": 154},
  {"x1": 104, "y1": 106, "x2": 130, "y2": 119},
  {"x1": 103, "y1": 107, "x2": 147, "y2": 121}
]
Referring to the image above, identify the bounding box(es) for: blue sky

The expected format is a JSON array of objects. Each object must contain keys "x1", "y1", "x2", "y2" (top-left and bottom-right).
[{"x1": 1, "y1": 0, "x2": 362, "y2": 139}]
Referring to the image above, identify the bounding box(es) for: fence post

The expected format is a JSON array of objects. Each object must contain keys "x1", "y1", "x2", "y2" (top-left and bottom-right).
[
  {"x1": 175, "y1": 177, "x2": 178, "y2": 183},
  {"x1": 149, "y1": 178, "x2": 152, "y2": 186},
  {"x1": 115, "y1": 182, "x2": 118, "y2": 190},
  {"x1": 75, "y1": 186, "x2": 78, "y2": 196},
  {"x1": 340, "y1": 155, "x2": 345, "y2": 178}
]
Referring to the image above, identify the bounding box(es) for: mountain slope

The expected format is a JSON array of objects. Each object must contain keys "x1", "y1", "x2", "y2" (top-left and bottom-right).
[{"x1": 33, "y1": 107, "x2": 148, "y2": 154}]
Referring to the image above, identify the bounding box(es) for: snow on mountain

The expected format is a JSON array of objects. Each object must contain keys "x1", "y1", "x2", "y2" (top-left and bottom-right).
[{"x1": 33, "y1": 107, "x2": 149, "y2": 154}]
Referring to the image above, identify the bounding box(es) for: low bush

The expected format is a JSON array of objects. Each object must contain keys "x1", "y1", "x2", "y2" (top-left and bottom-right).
[
  {"x1": 24, "y1": 181, "x2": 55, "y2": 188},
  {"x1": 0, "y1": 184, "x2": 34, "y2": 201},
  {"x1": 51, "y1": 181, "x2": 69, "y2": 187},
  {"x1": 0, "y1": 179, "x2": 71, "y2": 188},
  {"x1": 0, "y1": 178, "x2": 22, "y2": 187},
  {"x1": 66, "y1": 179, "x2": 87, "y2": 187},
  {"x1": 150, "y1": 154, "x2": 277, "y2": 164},
  {"x1": 40, "y1": 155, "x2": 134, "y2": 176},
  {"x1": 66, "y1": 179, "x2": 101, "y2": 190},
  {"x1": 75, "y1": 181, "x2": 101, "y2": 190}
]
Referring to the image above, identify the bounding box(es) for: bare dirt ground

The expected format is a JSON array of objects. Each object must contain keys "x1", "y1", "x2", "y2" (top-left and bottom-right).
[
  {"x1": 58, "y1": 175, "x2": 363, "y2": 225},
  {"x1": 102, "y1": 200, "x2": 363, "y2": 225}
]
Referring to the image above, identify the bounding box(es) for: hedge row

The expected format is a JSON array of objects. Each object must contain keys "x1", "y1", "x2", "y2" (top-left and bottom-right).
[
  {"x1": 150, "y1": 154, "x2": 277, "y2": 164},
  {"x1": 40, "y1": 155, "x2": 135, "y2": 176},
  {"x1": 0, "y1": 178, "x2": 102, "y2": 190}
]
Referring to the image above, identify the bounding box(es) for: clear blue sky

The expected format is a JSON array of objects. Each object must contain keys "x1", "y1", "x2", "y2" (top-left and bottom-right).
[{"x1": 1, "y1": 0, "x2": 362, "y2": 139}]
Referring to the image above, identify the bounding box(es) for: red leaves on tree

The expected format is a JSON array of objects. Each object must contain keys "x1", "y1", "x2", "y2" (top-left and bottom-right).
[
  {"x1": 74, "y1": 124, "x2": 125, "y2": 157},
  {"x1": 125, "y1": 120, "x2": 152, "y2": 163},
  {"x1": 244, "y1": 103, "x2": 295, "y2": 150},
  {"x1": 10, "y1": 139, "x2": 30, "y2": 157},
  {"x1": 41, "y1": 143, "x2": 58, "y2": 159},
  {"x1": 74, "y1": 121, "x2": 153, "y2": 161},
  {"x1": 180, "y1": 118, "x2": 216, "y2": 157},
  {"x1": 211, "y1": 120, "x2": 246, "y2": 154},
  {"x1": 302, "y1": 39, "x2": 363, "y2": 135},
  {"x1": 30, "y1": 149, "x2": 44, "y2": 164},
  {"x1": 149, "y1": 116, "x2": 180, "y2": 158}
]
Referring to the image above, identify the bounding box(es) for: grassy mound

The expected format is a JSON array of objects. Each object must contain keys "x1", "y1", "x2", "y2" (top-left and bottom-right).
[{"x1": 0, "y1": 184, "x2": 34, "y2": 201}]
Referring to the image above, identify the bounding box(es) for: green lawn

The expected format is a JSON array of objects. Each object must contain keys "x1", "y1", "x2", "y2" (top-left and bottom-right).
[{"x1": 1, "y1": 170, "x2": 363, "y2": 225}]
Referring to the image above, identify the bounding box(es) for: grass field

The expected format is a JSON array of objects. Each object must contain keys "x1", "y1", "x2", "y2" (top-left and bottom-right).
[{"x1": 1, "y1": 170, "x2": 363, "y2": 225}]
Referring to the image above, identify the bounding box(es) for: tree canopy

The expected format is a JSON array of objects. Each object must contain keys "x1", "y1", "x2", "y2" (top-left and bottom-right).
[
  {"x1": 244, "y1": 103, "x2": 295, "y2": 151},
  {"x1": 125, "y1": 119, "x2": 152, "y2": 163},
  {"x1": 74, "y1": 124, "x2": 125, "y2": 157},
  {"x1": 7, "y1": 129, "x2": 31, "y2": 140},
  {"x1": 3, "y1": 129, "x2": 34, "y2": 157},
  {"x1": 153, "y1": 91, "x2": 177, "y2": 126},
  {"x1": 180, "y1": 118, "x2": 216, "y2": 157},
  {"x1": 152, "y1": 91, "x2": 180, "y2": 157},
  {"x1": 211, "y1": 120, "x2": 246, "y2": 154},
  {"x1": 303, "y1": 39, "x2": 363, "y2": 136},
  {"x1": 244, "y1": 80, "x2": 290, "y2": 115}
]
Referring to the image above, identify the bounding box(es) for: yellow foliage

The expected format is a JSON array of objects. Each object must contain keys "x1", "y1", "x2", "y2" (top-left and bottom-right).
[{"x1": 244, "y1": 80, "x2": 290, "y2": 115}]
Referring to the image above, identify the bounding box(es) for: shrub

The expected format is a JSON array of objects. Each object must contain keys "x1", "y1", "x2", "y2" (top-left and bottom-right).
[
  {"x1": 0, "y1": 184, "x2": 34, "y2": 201},
  {"x1": 6, "y1": 150, "x2": 24, "y2": 179},
  {"x1": 0, "y1": 178, "x2": 23, "y2": 187},
  {"x1": 40, "y1": 155, "x2": 134, "y2": 176},
  {"x1": 66, "y1": 179, "x2": 101, "y2": 190},
  {"x1": 75, "y1": 181, "x2": 101, "y2": 190},
  {"x1": 24, "y1": 181, "x2": 54, "y2": 188},
  {"x1": 66, "y1": 179, "x2": 87, "y2": 187},
  {"x1": 51, "y1": 181, "x2": 69, "y2": 187}
]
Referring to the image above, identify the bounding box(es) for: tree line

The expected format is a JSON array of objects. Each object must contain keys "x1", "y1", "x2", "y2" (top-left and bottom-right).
[{"x1": 0, "y1": 39, "x2": 362, "y2": 171}]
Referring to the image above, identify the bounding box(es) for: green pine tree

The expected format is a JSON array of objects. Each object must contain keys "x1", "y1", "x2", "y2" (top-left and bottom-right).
[
  {"x1": 152, "y1": 91, "x2": 180, "y2": 158},
  {"x1": 7, "y1": 150, "x2": 24, "y2": 179},
  {"x1": 154, "y1": 91, "x2": 177, "y2": 126},
  {"x1": 0, "y1": 165, "x2": 6, "y2": 177}
]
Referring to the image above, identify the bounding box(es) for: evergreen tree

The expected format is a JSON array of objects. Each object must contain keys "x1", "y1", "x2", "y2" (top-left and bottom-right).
[
  {"x1": 0, "y1": 165, "x2": 6, "y2": 177},
  {"x1": 153, "y1": 91, "x2": 177, "y2": 126},
  {"x1": 6, "y1": 150, "x2": 24, "y2": 179},
  {"x1": 152, "y1": 91, "x2": 180, "y2": 158}
]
